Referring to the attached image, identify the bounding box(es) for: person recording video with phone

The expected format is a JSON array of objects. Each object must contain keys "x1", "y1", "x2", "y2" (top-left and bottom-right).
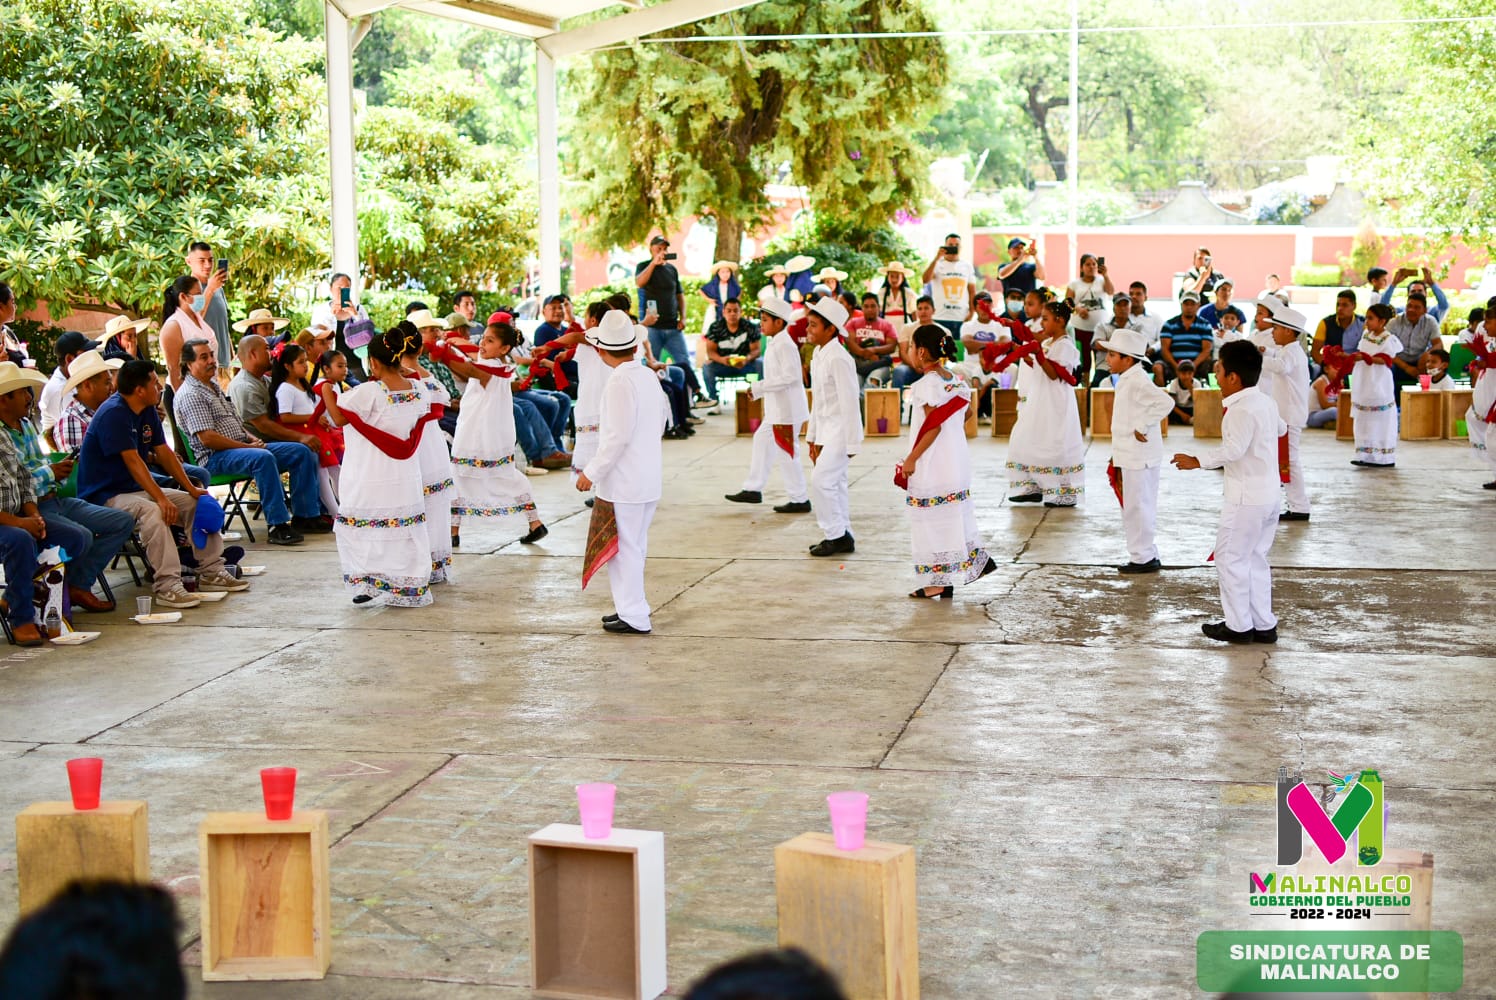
[
  {"x1": 184, "y1": 241, "x2": 232, "y2": 373},
  {"x1": 1182, "y1": 245, "x2": 1222, "y2": 300},
  {"x1": 310, "y1": 273, "x2": 370, "y2": 381},
  {"x1": 997, "y1": 236, "x2": 1045, "y2": 299},
  {"x1": 921, "y1": 232, "x2": 978, "y2": 341},
  {"x1": 635, "y1": 235, "x2": 704, "y2": 404}
]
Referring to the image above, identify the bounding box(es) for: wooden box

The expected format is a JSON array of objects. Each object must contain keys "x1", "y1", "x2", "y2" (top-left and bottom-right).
[
  {"x1": 989, "y1": 388, "x2": 1018, "y2": 437},
  {"x1": 1400, "y1": 386, "x2": 1442, "y2": 440},
  {"x1": 199, "y1": 811, "x2": 331, "y2": 982},
  {"x1": 1336, "y1": 391, "x2": 1354, "y2": 440},
  {"x1": 735, "y1": 389, "x2": 763, "y2": 436},
  {"x1": 1191, "y1": 387, "x2": 1223, "y2": 438},
  {"x1": 775, "y1": 832, "x2": 919, "y2": 1000},
  {"x1": 16, "y1": 801, "x2": 150, "y2": 916},
  {"x1": 1089, "y1": 387, "x2": 1115, "y2": 437},
  {"x1": 1444, "y1": 387, "x2": 1474, "y2": 438},
  {"x1": 864, "y1": 388, "x2": 902, "y2": 437},
  {"x1": 529, "y1": 823, "x2": 666, "y2": 1000}
]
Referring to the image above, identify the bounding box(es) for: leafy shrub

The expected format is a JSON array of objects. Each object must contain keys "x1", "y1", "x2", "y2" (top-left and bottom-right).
[
  {"x1": 1290, "y1": 264, "x2": 1343, "y2": 287},
  {"x1": 1251, "y1": 190, "x2": 1312, "y2": 226}
]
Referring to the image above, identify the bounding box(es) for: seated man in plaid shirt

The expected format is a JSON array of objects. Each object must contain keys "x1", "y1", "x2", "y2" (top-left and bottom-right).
[
  {"x1": 0, "y1": 359, "x2": 133, "y2": 613},
  {"x1": 0, "y1": 430, "x2": 53, "y2": 645}
]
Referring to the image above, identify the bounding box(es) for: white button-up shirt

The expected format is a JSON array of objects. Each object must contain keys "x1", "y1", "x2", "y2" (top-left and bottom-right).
[
  {"x1": 806, "y1": 338, "x2": 862, "y2": 454},
  {"x1": 584, "y1": 359, "x2": 670, "y2": 504},
  {"x1": 1110, "y1": 363, "x2": 1175, "y2": 469},
  {"x1": 1196, "y1": 385, "x2": 1287, "y2": 505},
  {"x1": 749, "y1": 330, "x2": 810, "y2": 426}
]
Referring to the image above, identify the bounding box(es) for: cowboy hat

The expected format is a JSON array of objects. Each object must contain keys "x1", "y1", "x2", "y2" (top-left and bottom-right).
[
  {"x1": 783, "y1": 255, "x2": 816, "y2": 273},
  {"x1": 1268, "y1": 306, "x2": 1308, "y2": 334},
  {"x1": 0, "y1": 362, "x2": 49, "y2": 397},
  {"x1": 878, "y1": 261, "x2": 913, "y2": 278},
  {"x1": 307, "y1": 324, "x2": 336, "y2": 341},
  {"x1": 765, "y1": 264, "x2": 790, "y2": 278},
  {"x1": 586, "y1": 310, "x2": 643, "y2": 351},
  {"x1": 1094, "y1": 327, "x2": 1150, "y2": 361},
  {"x1": 709, "y1": 260, "x2": 740, "y2": 274},
  {"x1": 808, "y1": 297, "x2": 850, "y2": 333},
  {"x1": 231, "y1": 308, "x2": 290, "y2": 334},
  {"x1": 813, "y1": 266, "x2": 849, "y2": 284},
  {"x1": 62, "y1": 350, "x2": 124, "y2": 393},
  {"x1": 758, "y1": 298, "x2": 795, "y2": 324},
  {"x1": 95, "y1": 314, "x2": 150, "y2": 345},
  {"x1": 1253, "y1": 293, "x2": 1284, "y2": 320},
  {"x1": 405, "y1": 309, "x2": 448, "y2": 331}
]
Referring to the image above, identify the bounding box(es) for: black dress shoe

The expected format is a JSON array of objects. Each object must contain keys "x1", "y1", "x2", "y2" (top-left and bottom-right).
[
  {"x1": 520, "y1": 524, "x2": 549, "y2": 544},
  {"x1": 1043, "y1": 501, "x2": 1076, "y2": 509},
  {"x1": 603, "y1": 618, "x2": 650, "y2": 635},
  {"x1": 1483, "y1": 481, "x2": 1496, "y2": 490},
  {"x1": 725, "y1": 490, "x2": 763, "y2": 504},
  {"x1": 834, "y1": 532, "x2": 855, "y2": 553},
  {"x1": 602, "y1": 613, "x2": 619, "y2": 624},
  {"x1": 908, "y1": 585, "x2": 954, "y2": 599},
  {"x1": 809, "y1": 533, "x2": 854, "y2": 557},
  {"x1": 1202, "y1": 621, "x2": 1255, "y2": 643},
  {"x1": 585, "y1": 498, "x2": 595, "y2": 507},
  {"x1": 773, "y1": 500, "x2": 812, "y2": 513},
  {"x1": 1253, "y1": 626, "x2": 1279, "y2": 644},
  {"x1": 1009, "y1": 492, "x2": 1043, "y2": 503},
  {"x1": 977, "y1": 557, "x2": 998, "y2": 579},
  {"x1": 268, "y1": 524, "x2": 304, "y2": 546},
  {"x1": 1279, "y1": 511, "x2": 1310, "y2": 522},
  {"x1": 1119, "y1": 558, "x2": 1162, "y2": 574}
]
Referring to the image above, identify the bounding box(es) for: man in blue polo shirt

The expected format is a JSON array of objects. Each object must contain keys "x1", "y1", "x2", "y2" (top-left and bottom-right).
[
  {"x1": 1159, "y1": 291, "x2": 1215, "y2": 383},
  {"x1": 78, "y1": 360, "x2": 247, "y2": 609}
]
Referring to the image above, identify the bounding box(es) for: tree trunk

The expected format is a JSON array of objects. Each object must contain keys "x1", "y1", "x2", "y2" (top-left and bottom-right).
[
  {"x1": 1025, "y1": 85, "x2": 1068, "y2": 183},
  {"x1": 713, "y1": 215, "x2": 745, "y2": 264}
]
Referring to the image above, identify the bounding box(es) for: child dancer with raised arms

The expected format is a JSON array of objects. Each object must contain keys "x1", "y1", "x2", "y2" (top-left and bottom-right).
[{"x1": 1007, "y1": 300, "x2": 1085, "y2": 507}]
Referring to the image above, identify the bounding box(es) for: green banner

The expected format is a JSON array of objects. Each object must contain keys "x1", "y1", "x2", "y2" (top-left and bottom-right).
[{"x1": 1197, "y1": 931, "x2": 1463, "y2": 992}]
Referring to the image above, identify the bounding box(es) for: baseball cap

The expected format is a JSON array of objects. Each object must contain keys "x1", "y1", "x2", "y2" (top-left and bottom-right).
[
  {"x1": 1112, "y1": 292, "x2": 1131, "y2": 304},
  {"x1": 486, "y1": 311, "x2": 513, "y2": 327},
  {"x1": 1007, "y1": 237, "x2": 1027, "y2": 249},
  {"x1": 192, "y1": 494, "x2": 225, "y2": 550},
  {"x1": 649, "y1": 235, "x2": 669, "y2": 246},
  {"x1": 1180, "y1": 291, "x2": 1201, "y2": 303},
  {"x1": 54, "y1": 331, "x2": 100, "y2": 357}
]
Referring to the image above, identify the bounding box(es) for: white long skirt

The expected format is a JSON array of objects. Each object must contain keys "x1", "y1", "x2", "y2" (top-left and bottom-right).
[
  {"x1": 907, "y1": 490, "x2": 992, "y2": 588},
  {"x1": 1353, "y1": 401, "x2": 1397, "y2": 465}
]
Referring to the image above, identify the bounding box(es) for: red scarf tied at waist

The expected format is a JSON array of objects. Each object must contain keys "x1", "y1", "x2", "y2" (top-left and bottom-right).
[
  {"x1": 339, "y1": 407, "x2": 439, "y2": 460},
  {"x1": 513, "y1": 340, "x2": 575, "y2": 393},
  {"x1": 894, "y1": 393, "x2": 969, "y2": 490},
  {"x1": 1321, "y1": 345, "x2": 1384, "y2": 390}
]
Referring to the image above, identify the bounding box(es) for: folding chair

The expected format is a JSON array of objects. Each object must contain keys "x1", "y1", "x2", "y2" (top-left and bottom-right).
[
  {"x1": 48, "y1": 453, "x2": 147, "y2": 594},
  {"x1": 173, "y1": 424, "x2": 257, "y2": 542}
]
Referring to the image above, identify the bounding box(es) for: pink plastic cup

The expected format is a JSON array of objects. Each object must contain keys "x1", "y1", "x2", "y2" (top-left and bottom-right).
[
  {"x1": 876, "y1": 417, "x2": 889, "y2": 434},
  {"x1": 66, "y1": 758, "x2": 103, "y2": 811},
  {"x1": 260, "y1": 767, "x2": 297, "y2": 821},
  {"x1": 577, "y1": 782, "x2": 616, "y2": 839},
  {"x1": 1419, "y1": 373, "x2": 1432, "y2": 391},
  {"x1": 748, "y1": 417, "x2": 762, "y2": 432},
  {"x1": 826, "y1": 791, "x2": 869, "y2": 851}
]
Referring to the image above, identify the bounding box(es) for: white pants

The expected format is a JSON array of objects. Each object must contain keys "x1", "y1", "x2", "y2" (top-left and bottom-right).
[
  {"x1": 810, "y1": 447, "x2": 851, "y2": 541},
  {"x1": 1215, "y1": 500, "x2": 1279, "y2": 633},
  {"x1": 1283, "y1": 425, "x2": 1308, "y2": 513},
  {"x1": 1469, "y1": 407, "x2": 1496, "y2": 476},
  {"x1": 607, "y1": 500, "x2": 656, "y2": 631},
  {"x1": 1120, "y1": 465, "x2": 1160, "y2": 564},
  {"x1": 743, "y1": 421, "x2": 808, "y2": 501}
]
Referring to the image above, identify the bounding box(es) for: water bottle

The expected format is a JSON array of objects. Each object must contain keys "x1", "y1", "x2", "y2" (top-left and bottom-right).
[{"x1": 44, "y1": 607, "x2": 61, "y2": 639}]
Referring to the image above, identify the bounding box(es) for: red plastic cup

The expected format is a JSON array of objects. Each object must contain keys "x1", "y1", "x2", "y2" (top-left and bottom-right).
[
  {"x1": 1418, "y1": 373, "x2": 1432, "y2": 391},
  {"x1": 66, "y1": 757, "x2": 103, "y2": 811},
  {"x1": 260, "y1": 767, "x2": 297, "y2": 821}
]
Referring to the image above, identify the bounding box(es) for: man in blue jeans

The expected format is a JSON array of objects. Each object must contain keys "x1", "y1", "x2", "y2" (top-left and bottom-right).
[
  {"x1": 0, "y1": 362, "x2": 133, "y2": 612},
  {"x1": 172, "y1": 339, "x2": 319, "y2": 545},
  {"x1": 634, "y1": 235, "x2": 708, "y2": 402},
  {"x1": 0, "y1": 433, "x2": 49, "y2": 645}
]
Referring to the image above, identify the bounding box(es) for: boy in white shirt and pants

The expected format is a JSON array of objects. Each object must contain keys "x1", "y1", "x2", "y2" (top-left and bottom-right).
[
  {"x1": 1095, "y1": 327, "x2": 1175, "y2": 574},
  {"x1": 1260, "y1": 306, "x2": 1312, "y2": 521},
  {"x1": 577, "y1": 312, "x2": 671, "y2": 635},
  {"x1": 805, "y1": 298, "x2": 863, "y2": 556},
  {"x1": 724, "y1": 298, "x2": 811, "y2": 512},
  {"x1": 1172, "y1": 340, "x2": 1287, "y2": 644}
]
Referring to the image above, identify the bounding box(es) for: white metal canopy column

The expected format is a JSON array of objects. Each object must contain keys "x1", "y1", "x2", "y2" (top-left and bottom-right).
[{"x1": 325, "y1": 1, "x2": 360, "y2": 294}]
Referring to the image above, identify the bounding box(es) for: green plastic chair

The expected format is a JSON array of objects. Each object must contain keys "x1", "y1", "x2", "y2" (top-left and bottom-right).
[
  {"x1": 170, "y1": 425, "x2": 258, "y2": 542},
  {"x1": 1449, "y1": 344, "x2": 1476, "y2": 381}
]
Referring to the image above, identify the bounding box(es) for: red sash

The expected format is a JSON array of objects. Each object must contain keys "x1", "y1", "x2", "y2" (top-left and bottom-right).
[
  {"x1": 1321, "y1": 345, "x2": 1383, "y2": 389},
  {"x1": 894, "y1": 394, "x2": 969, "y2": 490},
  {"x1": 581, "y1": 498, "x2": 618, "y2": 590},
  {"x1": 979, "y1": 340, "x2": 1040, "y2": 374},
  {"x1": 341, "y1": 408, "x2": 438, "y2": 460},
  {"x1": 1278, "y1": 432, "x2": 1291, "y2": 484},
  {"x1": 773, "y1": 424, "x2": 795, "y2": 457},
  {"x1": 1106, "y1": 459, "x2": 1124, "y2": 508},
  {"x1": 514, "y1": 340, "x2": 573, "y2": 392}
]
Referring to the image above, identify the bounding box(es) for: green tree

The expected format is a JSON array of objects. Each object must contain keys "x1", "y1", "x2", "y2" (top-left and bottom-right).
[
  {"x1": 568, "y1": 0, "x2": 949, "y2": 262},
  {"x1": 0, "y1": 0, "x2": 329, "y2": 319}
]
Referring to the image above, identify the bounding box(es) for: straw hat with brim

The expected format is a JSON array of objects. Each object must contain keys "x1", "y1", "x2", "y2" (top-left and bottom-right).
[
  {"x1": 1094, "y1": 328, "x2": 1150, "y2": 361},
  {"x1": 231, "y1": 309, "x2": 290, "y2": 334},
  {"x1": 0, "y1": 362, "x2": 49, "y2": 397},
  {"x1": 96, "y1": 315, "x2": 150, "y2": 346},
  {"x1": 759, "y1": 298, "x2": 795, "y2": 324},
  {"x1": 765, "y1": 265, "x2": 790, "y2": 278},
  {"x1": 1268, "y1": 307, "x2": 1308, "y2": 334},
  {"x1": 783, "y1": 255, "x2": 816, "y2": 273},
  {"x1": 814, "y1": 267, "x2": 848, "y2": 284},
  {"x1": 710, "y1": 261, "x2": 740, "y2": 275},
  {"x1": 879, "y1": 262, "x2": 913, "y2": 278},
  {"x1": 586, "y1": 310, "x2": 642, "y2": 351},
  {"x1": 405, "y1": 309, "x2": 448, "y2": 331},
  {"x1": 63, "y1": 350, "x2": 124, "y2": 393},
  {"x1": 808, "y1": 298, "x2": 850, "y2": 333}
]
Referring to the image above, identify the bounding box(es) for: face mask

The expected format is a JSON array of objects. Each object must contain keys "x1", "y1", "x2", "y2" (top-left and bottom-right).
[
  {"x1": 191, "y1": 294, "x2": 206, "y2": 312},
  {"x1": 1006, "y1": 300, "x2": 1022, "y2": 314}
]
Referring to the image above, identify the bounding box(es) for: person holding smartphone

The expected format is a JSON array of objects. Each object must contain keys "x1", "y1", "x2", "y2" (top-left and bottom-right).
[
  {"x1": 921, "y1": 233, "x2": 978, "y2": 341},
  {"x1": 309, "y1": 273, "x2": 369, "y2": 382},
  {"x1": 183, "y1": 242, "x2": 232, "y2": 373},
  {"x1": 634, "y1": 235, "x2": 706, "y2": 404}
]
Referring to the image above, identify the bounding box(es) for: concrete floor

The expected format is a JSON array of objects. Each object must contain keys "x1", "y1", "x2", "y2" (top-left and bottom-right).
[{"x1": 0, "y1": 412, "x2": 1491, "y2": 998}]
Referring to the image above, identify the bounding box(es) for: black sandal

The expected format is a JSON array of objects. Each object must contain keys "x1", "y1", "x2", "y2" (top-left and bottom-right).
[
  {"x1": 521, "y1": 524, "x2": 549, "y2": 545},
  {"x1": 909, "y1": 586, "x2": 954, "y2": 599}
]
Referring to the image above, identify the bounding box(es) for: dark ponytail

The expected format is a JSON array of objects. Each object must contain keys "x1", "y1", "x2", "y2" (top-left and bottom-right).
[
  {"x1": 162, "y1": 274, "x2": 198, "y2": 325},
  {"x1": 912, "y1": 323, "x2": 955, "y2": 362},
  {"x1": 368, "y1": 325, "x2": 421, "y2": 369}
]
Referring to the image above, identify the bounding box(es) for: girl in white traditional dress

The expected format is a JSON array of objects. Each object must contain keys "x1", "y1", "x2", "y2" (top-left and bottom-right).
[
  {"x1": 452, "y1": 322, "x2": 549, "y2": 543},
  {"x1": 900, "y1": 325, "x2": 996, "y2": 599},
  {"x1": 325, "y1": 328, "x2": 433, "y2": 607},
  {"x1": 1007, "y1": 300, "x2": 1085, "y2": 507},
  {"x1": 396, "y1": 322, "x2": 456, "y2": 583},
  {"x1": 1351, "y1": 303, "x2": 1402, "y2": 468}
]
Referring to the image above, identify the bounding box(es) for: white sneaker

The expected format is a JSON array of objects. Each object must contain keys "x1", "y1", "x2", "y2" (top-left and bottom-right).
[
  {"x1": 155, "y1": 585, "x2": 201, "y2": 609},
  {"x1": 198, "y1": 571, "x2": 250, "y2": 593},
  {"x1": 522, "y1": 465, "x2": 548, "y2": 477}
]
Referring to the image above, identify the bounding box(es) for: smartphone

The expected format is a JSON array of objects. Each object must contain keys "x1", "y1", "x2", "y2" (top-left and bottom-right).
[
  {"x1": 217, "y1": 257, "x2": 228, "y2": 275},
  {"x1": 664, "y1": 252, "x2": 678, "y2": 261},
  {"x1": 1097, "y1": 256, "x2": 1106, "y2": 268},
  {"x1": 340, "y1": 286, "x2": 351, "y2": 308}
]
